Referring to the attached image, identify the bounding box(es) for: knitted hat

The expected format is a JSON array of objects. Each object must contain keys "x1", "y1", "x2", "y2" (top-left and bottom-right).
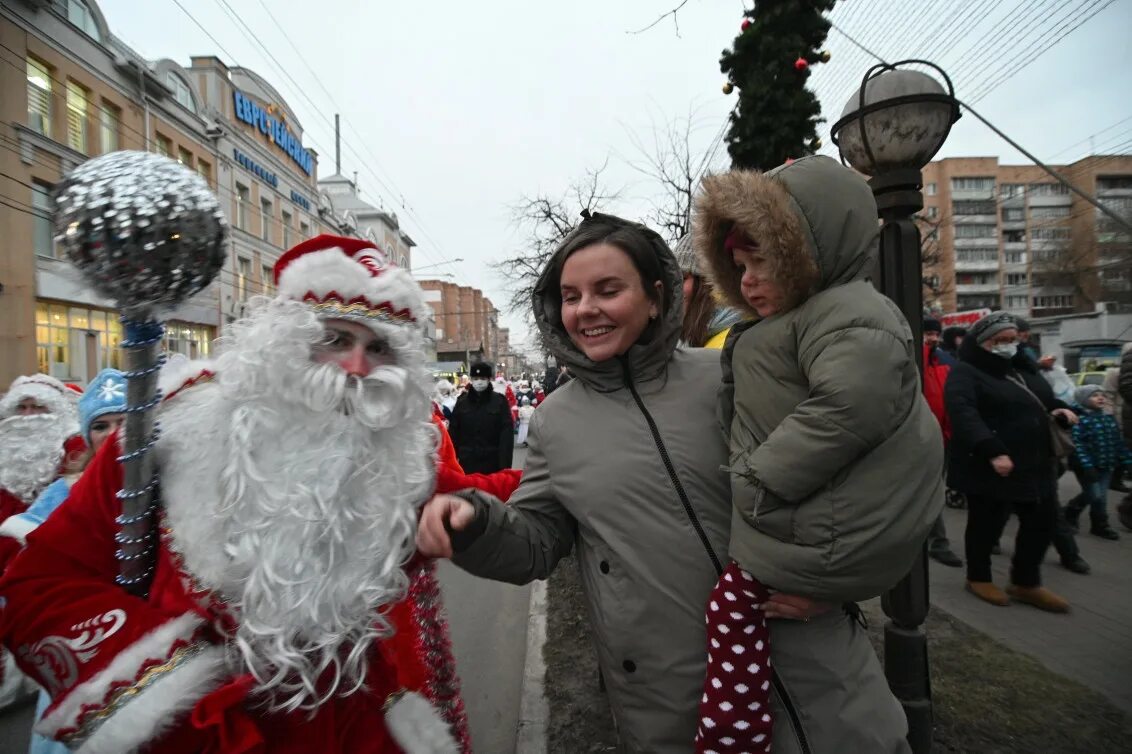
[
  {"x1": 1074, "y1": 384, "x2": 1103, "y2": 406},
  {"x1": 0, "y1": 374, "x2": 80, "y2": 422},
  {"x1": 672, "y1": 234, "x2": 699, "y2": 276},
  {"x1": 969, "y1": 311, "x2": 1017, "y2": 344},
  {"x1": 922, "y1": 318, "x2": 942, "y2": 334},
  {"x1": 78, "y1": 368, "x2": 127, "y2": 445},
  {"x1": 273, "y1": 234, "x2": 428, "y2": 331}
]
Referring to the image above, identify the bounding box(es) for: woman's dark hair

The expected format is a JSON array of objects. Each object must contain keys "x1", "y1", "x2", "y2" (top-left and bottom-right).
[
  {"x1": 681, "y1": 273, "x2": 718, "y2": 347},
  {"x1": 544, "y1": 215, "x2": 671, "y2": 345}
]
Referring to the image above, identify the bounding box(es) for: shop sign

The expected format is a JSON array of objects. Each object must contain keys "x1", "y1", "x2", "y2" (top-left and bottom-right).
[{"x1": 233, "y1": 90, "x2": 313, "y2": 175}]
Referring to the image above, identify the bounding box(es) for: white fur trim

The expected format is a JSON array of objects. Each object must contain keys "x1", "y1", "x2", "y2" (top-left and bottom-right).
[
  {"x1": 74, "y1": 644, "x2": 226, "y2": 754},
  {"x1": 0, "y1": 376, "x2": 78, "y2": 422},
  {"x1": 277, "y1": 248, "x2": 429, "y2": 324},
  {"x1": 0, "y1": 514, "x2": 36, "y2": 544},
  {"x1": 157, "y1": 357, "x2": 217, "y2": 401},
  {"x1": 37, "y1": 613, "x2": 213, "y2": 739},
  {"x1": 385, "y1": 691, "x2": 459, "y2": 754}
]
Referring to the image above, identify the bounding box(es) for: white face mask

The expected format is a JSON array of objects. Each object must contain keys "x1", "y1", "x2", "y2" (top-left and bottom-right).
[
  {"x1": 990, "y1": 343, "x2": 1017, "y2": 359},
  {"x1": 471, "y1": 379, "x2": 490, "y2": 392}
]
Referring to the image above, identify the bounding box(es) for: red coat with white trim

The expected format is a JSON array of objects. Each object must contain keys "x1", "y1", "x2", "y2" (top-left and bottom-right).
[{"x1": 0, "y1": 426, "x2": 521, "y2": 753}]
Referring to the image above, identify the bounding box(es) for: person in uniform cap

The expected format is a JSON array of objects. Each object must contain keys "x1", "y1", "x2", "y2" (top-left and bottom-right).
[{"x1": 447, "y1": 361, "x2": 514, "y2": 474}]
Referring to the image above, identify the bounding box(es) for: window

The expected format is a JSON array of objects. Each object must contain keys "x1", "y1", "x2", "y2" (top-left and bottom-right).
[
  {"x1": 953, "y1": 200, "x2": 996, "y2": 215},
  {"x1": 175, "y1": 147, "x2": 192, "y2": 167},
  {"x1": 299, "y1": 221, "x2": 310, "y2": 239},
  {"x1": 951, "y1": 177, "x2": 995, "y2": 192},
  {"x1": 1000, "y1": 183, "x2": 1025, "y2": 198},
  {"x1": 1028, "y1": 182, "x2": 1069, "y2": 196},
  {"x1": 1005, "y1": 295, "x2": 1029, "y2": 309},
  {"x1": 62, "y1": 0, "x2": 102, "y2": 41},
  {"x1": 236, "y1": 183, "x2": 249, "y2": 230},
  {"x1": 262, "y1": 264, "x2": 274, "y2": 294},
  {"x1": 27, "y1": 58, "x2": 52, "y2": 136},
  {"x1": 98, "y1": 102, "x2": 119, "y2": 153},
  {"x1": 32, "y1": 181, "x2": 55, "y2": 258},
  {"x1": 1030, "y1": 206, "x2": 1070, "y2": 219},
  {"x1": 1003, "y1": 230, "x2": 1025, "y2": 243},
  {"x1": 35, "y1": 302, "x2": 121, "y2": 380},
  {"x1": 281, "y1": 210, "x2": 292, "y2": 248},
  {"x1": 1033, "y1": 295, "x2": 1074, "y2": 309},
  {"x1": 1004, "y1": 250, "x2": 1026, "y2": 264},
  {"x1": 956, "y1": 273, "x2": 994, "y2": 286},
  {"x1": 955, "y1": 224, "x2": 997, "y2": 239},
  {"x1": 1097, "y1": 176, "x2": 1132, "y2": 191},
  {"x1": 196, "y1": 158, "x2": 211, "y2": 184},
  {"x1": 260, "y1": 198, "x2": 272, "y2": 241},
  {"x1": 1005, "y1": 273, "x2": 1027, "y2": 286},
  {"x1": 1099, "y1": 196, "x2": 1132, "y2": 214},
  {"x1": 164, "y1": 322, "x2": 213, "y2": 359},
  {"x1": 1002, "y1": 207, "x2": 1025, "y2": 222},
  {"x1": 1032, "y1": 227, "x2": 1070, "y2": 241},
  {"x1": 165, "y1": 73, "x2": 196, "y2": 113},
  {"x1": 237, "y1": 257, "x2": 251, "y2": 300},
  {"x1": 66, "y1": 81, "x2": 89, "y2": 153},
  {"x1": 924, "y1": 183, "x2": 937, "y2": 196},
  {"x1": 956, "y1": 248, "x2": 999, "y2": 263},
  {"x1": 155, "y1": 133, "x2": 172, "y2": 157}
]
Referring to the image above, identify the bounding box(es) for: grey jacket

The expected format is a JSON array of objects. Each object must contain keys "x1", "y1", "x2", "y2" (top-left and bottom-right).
[
  {"x1": 694, "y1": 157, "x2": 945, "y2": 603},
  {"x1": 453, "y1": 213, "x2": 908, "y2": 753}
]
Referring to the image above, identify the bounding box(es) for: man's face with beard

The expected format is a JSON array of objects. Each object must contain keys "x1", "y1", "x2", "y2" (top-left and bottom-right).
[
  {"x1": 0, "y1": 412, "x2": 71, "y2": 503},
  {"x1": 312, "y1": 319, "x2": 398, "y2": 378}
]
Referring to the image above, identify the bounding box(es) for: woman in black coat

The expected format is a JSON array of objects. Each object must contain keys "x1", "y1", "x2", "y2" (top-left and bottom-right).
[{"x1": 945, "y1": 312, "x2": 1078, "y2": 612}]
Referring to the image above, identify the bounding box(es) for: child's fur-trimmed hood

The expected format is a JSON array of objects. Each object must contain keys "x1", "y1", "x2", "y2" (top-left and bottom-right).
[{"x1": 693, "y1": 155, "x2": 880, "y2": 318}]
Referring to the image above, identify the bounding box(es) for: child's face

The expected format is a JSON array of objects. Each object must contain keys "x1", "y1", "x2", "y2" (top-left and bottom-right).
[
  {"x1": 731, "y1": 245, "x2": 786, "y2": 318},
  {"x1": 1088, "y1": 393, "x2": 1107, "y2": 410}
]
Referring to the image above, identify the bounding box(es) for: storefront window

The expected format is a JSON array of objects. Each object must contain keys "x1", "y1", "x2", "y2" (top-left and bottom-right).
[
  {"x1": 35, "y1": 301, "x2": 122, "y2": 381},
  {"x1": 164, "y1": 321, "x2": 213, "y2": 359}
]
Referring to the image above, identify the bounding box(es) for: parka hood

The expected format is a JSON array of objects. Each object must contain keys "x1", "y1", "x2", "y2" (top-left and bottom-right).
[
  {"x1": 693, "y1": 155, "x2": 880, "y2": 318},
  {"x1": 532, "y1": 212, "x2": 683, "y2": 392}
]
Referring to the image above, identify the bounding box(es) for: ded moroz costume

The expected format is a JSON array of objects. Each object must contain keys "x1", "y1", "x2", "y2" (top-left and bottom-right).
[{"x1": 0, "y1": 235, "x2": 516, "y2": 753}]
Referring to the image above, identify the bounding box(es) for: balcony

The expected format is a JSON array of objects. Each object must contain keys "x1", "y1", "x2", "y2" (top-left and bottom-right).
[
  {"x1": 951, "y1": 188, "x2": 995, "y2": 201},
  {"x1": 955, "y1": 282, "x2": 1000, "y2": 294},
  {"x1": 953, "y1": 259, "x2": 999, "y2": 272},
  {"x1": 1000, "y1": 220, "x2": 1026, "y2": 231},
  {"x1": 953, "y1": 214, "x2": 998, "y2": 225},
  {"x1": 953, "y1": 238, "x2": 999, "y2": 249},
  {"x1": 1003, "y1": 241, "x2": 1026, "y2": 251},
  {"x1": 1028, "y1": 193, "x2": 1072, "y2": 208}
]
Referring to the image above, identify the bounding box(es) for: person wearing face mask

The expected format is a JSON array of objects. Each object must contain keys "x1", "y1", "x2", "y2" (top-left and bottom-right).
[
  {"x1": 447, "y1": 361, "x2": 514, "y2": 474},
  {"x1": 945, "y1": 311, "x2": 1079, "y2": 612}
]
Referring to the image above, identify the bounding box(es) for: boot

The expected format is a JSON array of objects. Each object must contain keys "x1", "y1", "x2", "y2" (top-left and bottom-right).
[
  {"x1": 1091, "y1": 523, "x2": 1121, "y2": 540},
  {"x1": 929, "y1": 548, "x2": 963, "y2": 567},
  {"x1": 966, "y1": 581, "x2": 1010, "y2": 607},
  {"x1": 1060, "y1": 556, "x2": 1091, "y2": 575},
  {"x1": 1006, "y1": 584, "x2": 1070, "y2": 613}
]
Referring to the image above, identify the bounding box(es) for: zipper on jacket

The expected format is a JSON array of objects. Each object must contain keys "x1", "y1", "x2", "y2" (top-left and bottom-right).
[
  {"x1": 620, "y1": 359, "x2": 723, "y2": 575},
  {"x1": 620, "y1": 358, "x2": 812, "y2": 753}
]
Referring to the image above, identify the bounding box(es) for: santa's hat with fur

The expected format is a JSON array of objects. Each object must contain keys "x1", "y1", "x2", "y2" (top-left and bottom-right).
[
  {"x1": 1, "y1": 374, "x2": 80, "y2": 427},
  {"x1": 273, "y1": 234, "x2": 429, "y2": 340}
]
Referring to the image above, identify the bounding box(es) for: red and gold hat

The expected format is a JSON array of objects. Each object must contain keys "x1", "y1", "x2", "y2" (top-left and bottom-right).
[{"x1": 273, "y1": 234, "x2": 428, "y2": 328}]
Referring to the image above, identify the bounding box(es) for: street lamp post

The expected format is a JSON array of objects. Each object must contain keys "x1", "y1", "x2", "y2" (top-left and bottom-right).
[{"x1": 831, "y1": 60, "x2": 960, "y2": 754}]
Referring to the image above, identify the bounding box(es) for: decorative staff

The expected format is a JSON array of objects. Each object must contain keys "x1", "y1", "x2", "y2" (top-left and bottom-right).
[{"x1": 52, "y1": 150, "x2": 227, "y2": 596}]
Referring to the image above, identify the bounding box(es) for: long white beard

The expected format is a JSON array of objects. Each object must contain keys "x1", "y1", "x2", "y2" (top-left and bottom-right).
[
  {"x1": 158, "y1": 298, "x2": 437, "y2": 712},
  {"x1": 0, "y1": 414, "x2": 72, "y2": 504}
]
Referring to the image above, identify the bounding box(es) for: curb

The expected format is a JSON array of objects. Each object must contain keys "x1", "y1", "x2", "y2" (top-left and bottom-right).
[{"x1": 515, "y1": 578, "x2": 549, "y2": 754}]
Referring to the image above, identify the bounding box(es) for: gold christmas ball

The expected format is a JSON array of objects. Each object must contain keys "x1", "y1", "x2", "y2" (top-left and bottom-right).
[
  {"x1": 722, "y1": 81, "x2": 734, "y2": 95},
  {"x1": 820, "y1": 50, "x2": 831, "y2": 63}
]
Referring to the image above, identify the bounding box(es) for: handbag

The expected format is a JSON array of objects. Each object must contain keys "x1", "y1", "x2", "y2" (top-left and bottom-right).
[{"x1": 1007, "y1": 374, "x2": 1075, "y2": 459}]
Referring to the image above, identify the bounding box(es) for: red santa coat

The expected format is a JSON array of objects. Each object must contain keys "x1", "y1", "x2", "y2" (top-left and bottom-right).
[
  {"x1": 922, "y1": 344, "x2": 951, "y2": 442},
  {"x1": 0, "y1": 425, "x2": 520, "y2": 753}
]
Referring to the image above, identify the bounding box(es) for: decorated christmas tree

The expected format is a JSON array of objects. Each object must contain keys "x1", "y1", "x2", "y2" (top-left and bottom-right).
[{"x1": 721, "y1": 1, "x2": 836, "y2": 171}]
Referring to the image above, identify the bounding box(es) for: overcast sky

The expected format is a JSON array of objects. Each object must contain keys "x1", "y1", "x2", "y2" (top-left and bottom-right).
[{"x1": 98, "y1": 0, "x2": 1132, "y2": 352}]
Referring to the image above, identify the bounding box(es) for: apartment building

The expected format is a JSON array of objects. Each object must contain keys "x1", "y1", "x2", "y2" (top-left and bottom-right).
[
  {"x1": 920, "y1": 154, "x2": 1132, "y2": 318},
  {"x1": 418, "y1": 279, "x2": 503, "y2": 370}
]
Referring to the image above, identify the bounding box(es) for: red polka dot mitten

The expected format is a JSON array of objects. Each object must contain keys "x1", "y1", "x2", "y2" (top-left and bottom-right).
[{"x1": 694, "y1": 561, "x2": 773, "y2": 754}]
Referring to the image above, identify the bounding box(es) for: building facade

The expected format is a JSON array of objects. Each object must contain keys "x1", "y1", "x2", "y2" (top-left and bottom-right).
[
  {"x1": 919, "y1": 154, "x2": 1132, "y2": 318},
  {"x1": 418, "y1": 279, "x2": 502, "y2": 371},
  {"x1": 0, "y1": 0, "x2": 412, "y2": 387}
]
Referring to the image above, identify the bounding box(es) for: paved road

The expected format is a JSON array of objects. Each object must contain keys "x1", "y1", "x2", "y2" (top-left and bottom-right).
[
  {"x1": 928, "y1": 477, "x2": 1132, "y2": 714},
  {"x1": 0, "y1": 447, "x2": 535, "y2": 754}
]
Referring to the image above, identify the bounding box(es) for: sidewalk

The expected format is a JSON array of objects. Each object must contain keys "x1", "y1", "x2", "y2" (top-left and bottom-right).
[{"x1": 928, "y1": 480, "x2": 1132, "y2": 714}]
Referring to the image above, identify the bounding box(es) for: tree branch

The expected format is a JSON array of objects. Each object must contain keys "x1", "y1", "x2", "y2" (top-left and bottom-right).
[{"x1": 627, "y1": 0, "x2": 692, "y2": 35}]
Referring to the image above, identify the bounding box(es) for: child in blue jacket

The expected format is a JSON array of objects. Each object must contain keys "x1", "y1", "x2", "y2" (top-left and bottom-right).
[{"x1": 1067, "y1": 384, "x2": 1132, "y2": 539}]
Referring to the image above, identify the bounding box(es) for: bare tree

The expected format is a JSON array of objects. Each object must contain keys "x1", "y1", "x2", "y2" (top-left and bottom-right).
[
  {"x1": 495, "y1": 161, "x2": 621, "y2": 318},
  {"x1": 621, "y1": 108, "x2": 725, "y2": 245},
  {"x1": 916, "y1": 214, "x2": 951, "y2": 309}
]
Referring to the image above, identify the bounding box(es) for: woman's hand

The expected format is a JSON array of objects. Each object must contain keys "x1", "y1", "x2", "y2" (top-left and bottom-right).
[
  {"x1": 1052, "y1": 408, "x2": 1078, "y2": 426},
  {"x1": 762, "y1": 592, "x2": 836, "y2": 621},
  {"x1": 991, "y1": 455, "x2": 1014, "y2": 477},
  {"x1": 416, "y1": 493, "x2": 476, "y2": 559}
]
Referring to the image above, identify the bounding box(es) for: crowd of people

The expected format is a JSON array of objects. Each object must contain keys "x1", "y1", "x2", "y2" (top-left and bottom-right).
[{"x1": 0, "y1": 154, "x2": 1126, "y2": 753}]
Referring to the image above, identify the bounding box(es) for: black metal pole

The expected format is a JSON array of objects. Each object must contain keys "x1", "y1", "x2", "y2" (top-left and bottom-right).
[{"x1": 872, "y1": 166, "x2": 933, "y2": 754}]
